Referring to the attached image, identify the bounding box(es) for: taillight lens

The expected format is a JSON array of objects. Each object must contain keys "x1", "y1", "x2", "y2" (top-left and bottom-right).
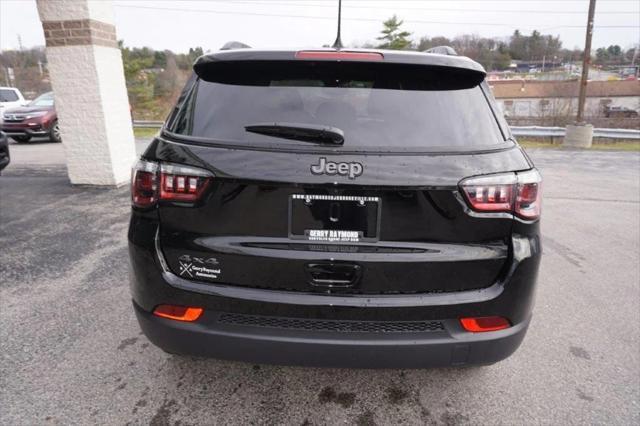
[
  {"x1": 514, "y1": 170, "x2": 542, "y2": 219},
  {"x1": 131, "y1": 160, "x2": 158, "y2": 208},
  {"x1": 460, "y1": 170, "x2": 542, "y2": 220},
  {"x1": 131, "y1": 160, "x2": 213, "y2": 208},
  {"x1": 160, "y1": 163, "x2": 213, "y2": 202}
]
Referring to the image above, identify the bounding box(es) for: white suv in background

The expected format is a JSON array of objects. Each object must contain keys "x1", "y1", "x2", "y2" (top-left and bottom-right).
[{"x1": 0, "y1": 87, "x2": 27, "y2": 120}]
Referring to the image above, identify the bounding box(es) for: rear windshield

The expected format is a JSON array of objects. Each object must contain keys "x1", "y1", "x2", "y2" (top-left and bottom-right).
[{"x1": 170, "y1": 61, "x2": 506, "y2": 152}]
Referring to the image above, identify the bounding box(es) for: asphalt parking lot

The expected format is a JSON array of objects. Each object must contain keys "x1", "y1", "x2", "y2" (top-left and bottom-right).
[{"x1": 1, "y1": 139, "x2": 638, "y2": 425}]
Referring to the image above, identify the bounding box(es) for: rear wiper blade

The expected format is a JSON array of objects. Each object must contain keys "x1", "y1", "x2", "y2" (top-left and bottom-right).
[{"x1": 244, "y1": 122, "x2": 344, "y2": 145}]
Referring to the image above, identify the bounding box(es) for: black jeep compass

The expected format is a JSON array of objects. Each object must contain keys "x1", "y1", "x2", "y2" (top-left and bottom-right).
[{"x1": 128, "y1": 48, "x2": 542, "y2": 368}]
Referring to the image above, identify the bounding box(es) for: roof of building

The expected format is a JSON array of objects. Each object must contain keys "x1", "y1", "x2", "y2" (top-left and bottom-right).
[{"x1": 489, "y1": 79, "x2": 640, "y2": 99}]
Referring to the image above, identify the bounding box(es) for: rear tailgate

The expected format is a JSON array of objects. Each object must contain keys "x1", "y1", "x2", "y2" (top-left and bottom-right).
[
  {"x1": 153, "y1": 141, "x2": 530, "y2": 294},
  {"x1": 152, "y1": 51, "x2": 529, "y2": 295}
]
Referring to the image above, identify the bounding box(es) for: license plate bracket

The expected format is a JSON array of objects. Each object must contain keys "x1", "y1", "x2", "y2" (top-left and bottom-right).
[{"x1": 288, "y1": 194, "x2": 381, "y2": 242}]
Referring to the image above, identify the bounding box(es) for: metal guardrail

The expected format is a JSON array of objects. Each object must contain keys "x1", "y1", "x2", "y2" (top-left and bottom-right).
[
  {"x1": 510, "y1": 126, "x2": 639, "y2": 140},
  {"x1": 133, "y1": 120, "x2": 164, "y2": 128},
  {"x1": 132, "y1": 121, "x2": 640, "y2": 140}
]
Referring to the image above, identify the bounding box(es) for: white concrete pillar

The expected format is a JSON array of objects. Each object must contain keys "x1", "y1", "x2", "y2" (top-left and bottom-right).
[
  {"x1": 36, "y1": 0, "x2": 136, "y2": 186},
  {"x1": 564, "y1": 123, "x2": 594, "y2": 148}
]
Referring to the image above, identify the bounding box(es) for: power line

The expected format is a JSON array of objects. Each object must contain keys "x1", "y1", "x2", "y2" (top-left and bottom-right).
[
  {"x1": 208, "y1": 0, "x2": 637, "y2": 14},
  {"x1": 205, "y1": 0, "x2": 640, "y2": 2},
  {"x1": 114, "y1": 4, "x2": 640, "y2": 29}
]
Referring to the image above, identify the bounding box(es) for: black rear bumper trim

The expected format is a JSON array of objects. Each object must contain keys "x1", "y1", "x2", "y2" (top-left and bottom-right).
[
  {"x1": 134, "y1": 301, "x2": 530, "y2": 368},
  {"x1": 218, "y1": 312, "x2": 445, "y2": 333}
]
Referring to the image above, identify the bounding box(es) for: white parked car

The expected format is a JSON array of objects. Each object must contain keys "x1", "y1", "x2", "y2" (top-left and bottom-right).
[{"x1": 0, "y1": 87, "x2": 28, "y2": 121}]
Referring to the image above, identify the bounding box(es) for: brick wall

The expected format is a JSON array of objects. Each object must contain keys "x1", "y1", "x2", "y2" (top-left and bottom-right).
[{"x1": 43, "y1": 19, "x2": 117, "y2": 48}]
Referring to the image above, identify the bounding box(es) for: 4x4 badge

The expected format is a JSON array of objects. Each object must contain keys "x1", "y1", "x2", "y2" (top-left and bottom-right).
[{"x1": 310, "y1": 157, "x2": 363, "y2": 180}]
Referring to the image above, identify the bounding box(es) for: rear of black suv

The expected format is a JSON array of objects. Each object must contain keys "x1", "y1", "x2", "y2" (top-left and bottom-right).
[{"x1": 128, "y1": 49, "x2": 542, "y2": 368}]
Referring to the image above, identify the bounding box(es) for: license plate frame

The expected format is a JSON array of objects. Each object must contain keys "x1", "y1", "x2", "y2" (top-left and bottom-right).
[{"x1": 288, "y1": 194, "x2": 381, "y2": 243}]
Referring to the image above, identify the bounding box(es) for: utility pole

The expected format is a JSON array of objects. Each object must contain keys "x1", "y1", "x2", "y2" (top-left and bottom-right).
[
  {"x1": 564, "y1": 0, "x2": 596, "y2": 148},
  {"x1": 576, "y1": 0, "x2": 596, "y2": 123}
]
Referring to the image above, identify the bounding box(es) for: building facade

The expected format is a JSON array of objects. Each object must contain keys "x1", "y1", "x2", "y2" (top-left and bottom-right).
[{"x1": 490, "y1": 80, "x2": 640, "y2": 119}]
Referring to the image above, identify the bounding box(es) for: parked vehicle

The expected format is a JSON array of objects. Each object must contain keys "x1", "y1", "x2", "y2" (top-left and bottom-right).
[
  {"x1": 604, "y1": 106, "x2": 639, "y2": 118},
  {"x1": 0, "y1": 87, "x2": 27, "y2": 115},
  {"x1": 129, "y1": 48, "x2": 542, "y2": 368},
  {"x1": 0, "y1": 131, "x2": 9, "y2": 173},
  {"x1": 1, "y1": 92, "x2": 60, "y2": 143}
]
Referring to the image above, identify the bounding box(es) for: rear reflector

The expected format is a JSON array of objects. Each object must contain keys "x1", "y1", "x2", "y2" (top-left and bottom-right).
[
  {"x1": 153, "y1": 305, "x2": 203, "y2": 322},
  {"x1": 295, "y1": 51, "x2": 384, "y2": 61},
  {"x1": 460, "y1": 316, "x2": 510, "y2": 332},
  {"x1": 459, "y1": 170, "x2": 542, "y2": 220}
]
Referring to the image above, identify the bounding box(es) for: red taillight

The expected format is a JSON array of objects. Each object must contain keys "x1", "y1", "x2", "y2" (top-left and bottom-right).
[
  {"x1": 131, "y1": 160, "x2": 213, "y2": 208},
  {"x1": 295, "y1": 51, "x2": 384, "y2": 61},
  {"x1": 131, "y1": 160, "x2": 158, "y2": 208},
  {"x1": 153, "y1": 304, "x2": 203, "y2": 322},
  {"x1": 460, "y1": 316, "x2": 510, "y2": 332},
  {"x1": 460, "y1": 170, "x2": 542, "y2": 220},
  {"x1": 160, "y1": 172, "x2": 211, "y2": 202},
  {"x1": 515, "y1": 180, "x2": 541, "y2": 220}
]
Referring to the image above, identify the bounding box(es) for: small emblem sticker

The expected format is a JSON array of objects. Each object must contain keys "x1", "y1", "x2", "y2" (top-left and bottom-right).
[{"x1": 177, "y1": 254, "x2": 221, "y2": 280}]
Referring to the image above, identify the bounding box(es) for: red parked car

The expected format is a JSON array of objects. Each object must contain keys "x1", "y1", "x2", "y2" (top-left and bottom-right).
[{"x1": 1, "y1": 92, "x2": 60, "y2": 143}]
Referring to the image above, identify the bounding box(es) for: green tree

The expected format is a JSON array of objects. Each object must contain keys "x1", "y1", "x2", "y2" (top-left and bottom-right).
[
  {"x1": 417, "y1": 36, "x2": 452, "y2": 51},
  {"x1": 376, "y1": 15, "x2": 412, "y2": 50},
  {"x1": 508, "y1": 30, "x2": 562, "y2": 61}
]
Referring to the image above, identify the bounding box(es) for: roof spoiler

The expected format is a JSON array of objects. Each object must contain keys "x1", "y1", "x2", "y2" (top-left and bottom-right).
[
  {"x1": 424, "y1": 46, "x2": 457, "y2": 56},
  {"x1": 193, "y1": 49, "x2": 487, "y2": 84},
  {"x1": 220, "y1": 41, "x2": 251, "y2": 51}
]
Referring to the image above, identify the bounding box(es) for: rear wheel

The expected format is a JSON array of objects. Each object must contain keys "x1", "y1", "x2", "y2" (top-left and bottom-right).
[
  {"x1": 49, "y1": 120, "x2": 61, "y2": 143},
  {"x1": 12, "y1": 136, "x2": 31, "y2": 143}
]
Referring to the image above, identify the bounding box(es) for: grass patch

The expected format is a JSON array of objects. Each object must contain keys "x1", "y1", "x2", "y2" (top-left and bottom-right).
[
  {"x1": 589, "y1": 141, "x2": 640, "y2": 151},
  {"x1": 518, "y1": 140, "x2": 560, "y2": 149},
  {"x1": 133, "y1": 127, "x2": 160, "y2": 139},
  {"x1": 519, "y1": 139, "x2": 640, "y2": 152}
]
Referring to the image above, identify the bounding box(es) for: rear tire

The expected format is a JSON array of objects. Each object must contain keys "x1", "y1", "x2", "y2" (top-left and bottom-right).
[
  {"x1": 49, "y1": 120, "x2": 61, "y2": 143},
  {"x1": 12, "y1": 136, "x2": 31, "y2": 143}
]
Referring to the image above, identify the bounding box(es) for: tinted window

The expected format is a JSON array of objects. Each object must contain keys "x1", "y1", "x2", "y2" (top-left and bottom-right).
[
  {"x1": 172, "y1": 61, "x2": 505, "y2": 151},
  {"x1": 0, "y1": 89, "x2": 19, "y2": 102}
]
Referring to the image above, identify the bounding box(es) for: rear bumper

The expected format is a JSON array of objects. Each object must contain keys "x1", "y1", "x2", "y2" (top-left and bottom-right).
[{"x1": 134, "y1": 301, "x2": 530, "y2": 368}]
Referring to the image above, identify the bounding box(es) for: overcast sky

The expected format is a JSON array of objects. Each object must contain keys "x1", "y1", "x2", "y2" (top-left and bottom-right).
[{"x1": 1, "y1": 0, "x2": 639, "y2": 53}]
